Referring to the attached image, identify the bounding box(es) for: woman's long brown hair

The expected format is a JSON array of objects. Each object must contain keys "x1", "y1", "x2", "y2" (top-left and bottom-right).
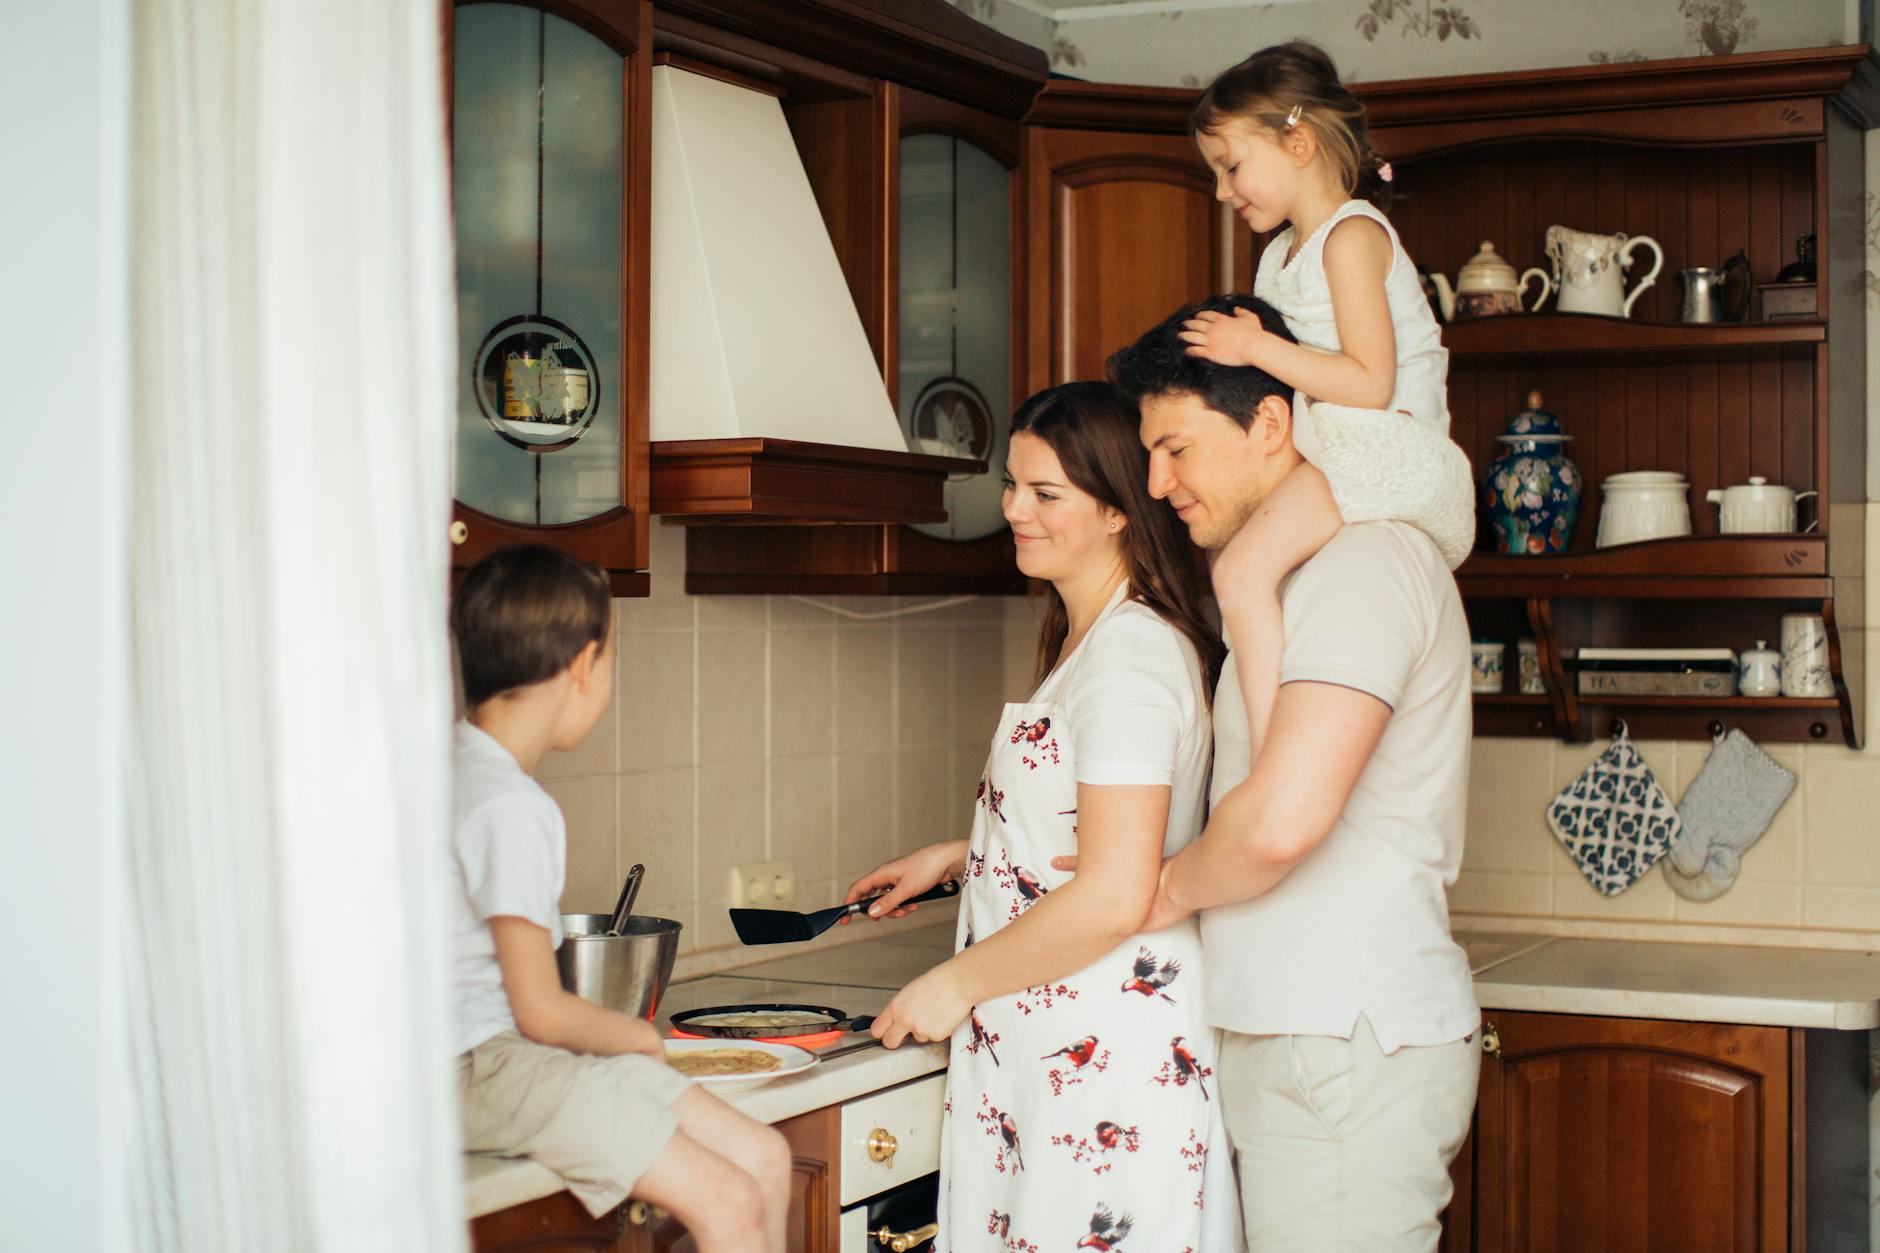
[{"x1": 1012, "y1": 381, "x2": 1224, "y2": 704}]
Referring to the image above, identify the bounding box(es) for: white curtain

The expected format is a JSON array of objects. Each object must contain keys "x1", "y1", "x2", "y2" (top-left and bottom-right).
[{"x1": 127, "y1": 1, "x2": 464, "y2": 1250}]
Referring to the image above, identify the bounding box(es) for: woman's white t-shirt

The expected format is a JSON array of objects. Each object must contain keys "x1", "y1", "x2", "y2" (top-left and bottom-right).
[{"x1": 1030, "y1": 590, "x2": 1212, "y2": 857}]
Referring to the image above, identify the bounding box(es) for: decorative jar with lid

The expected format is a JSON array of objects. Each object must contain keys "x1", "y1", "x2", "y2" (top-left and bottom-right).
[{"x1": 1482, "y1": 390, "x2": 1582, "y2": 555}]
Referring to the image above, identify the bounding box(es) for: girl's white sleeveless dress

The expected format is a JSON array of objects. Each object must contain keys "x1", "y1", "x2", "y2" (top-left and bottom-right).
[
  {"x1": 935, "y1": 588, "x2": 1240, "y2": 1253},
  {"x1": 1254, "y1": 199, "x2": 1476, "y2": 568}
]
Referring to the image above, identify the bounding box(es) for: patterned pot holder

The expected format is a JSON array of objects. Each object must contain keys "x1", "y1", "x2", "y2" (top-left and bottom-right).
[{"x1": 1546, "y1": 726, "x2": 1682, "y2": 896}]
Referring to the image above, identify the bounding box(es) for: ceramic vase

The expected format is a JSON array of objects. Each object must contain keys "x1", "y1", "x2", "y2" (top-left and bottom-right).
[{"x1": 1483, "y1": 392, "x2": 1583, "y2": 555}]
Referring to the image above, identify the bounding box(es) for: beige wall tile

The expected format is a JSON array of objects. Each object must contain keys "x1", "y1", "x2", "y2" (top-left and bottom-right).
[
  {"x1": 1463, "y1": 738, "x2": 1558, "y2": 873},
  {"x1": 895, "y1": 745, "x2": 954, "y2": 856},
  {"x1": 697, "y1": 630, "x2": 766, "y2": 763},
  {"x1": 617, "y1": 766, "x2": 697, "y2": 909},
  {"x1": 770, "y1": 755, "x2": 836, "y2": 884},
  {"x1": 618, "y1": 631, "x2": 694, "y2": 772},
  {"x1": 951, "y1": 628, "x2": 1006, "y2": 745},
  {"x1": 895, "y1": 629, "x2": 953, "y2": 750},
  {"x1": 619, "y1": 528, "x2": 694, "y2": 632},
  {"x1": 771, "y1": 629, "x2": 835, "y2": 757},
  {"x1": 1671, "y1": 879, "x2": 1802, "y2": 927},
  {"x1": 769, "y1": 593, "x2": 843, "y2": 629},
  {"x1": 835, "y1": 629, "x2": 894, "y2": 755},
  {"x1": 693, "y1": 898, "x2": 737, "y2": 951},
  {"x1": 836, "y1": 751, "x2": 896, "y2": 885},
  {"x1": 697, "y1": 760, "x2": 767, "y2": 891},
  {"x1": 535, "y1": 688, "x2": 619, "y2": 780},
  {"x1": 541, "y1": 775, "x2": 617, "y2": 915},
  {"x1": 1448, "y1": 870, "x2": 1552, "y2": 916},
  {"x1": 697, "y1": 594, "x2": 769, "y2": 631},
  {"x1": 1003, "y1": 598, "x2": 1042, "y2": 701},
  {"x1": 1802, "y1": 756, "x2": 1880, "y2": 884},
  {"x1": 1551, "y1": 860, "x2": 1677, "y2": 920},
  {"x1": 1800, "y1": 884, "x2": 1880, "y2": 930},
  {"x1": 659, "y1": 902, "x2": 700, "y2": 953}
]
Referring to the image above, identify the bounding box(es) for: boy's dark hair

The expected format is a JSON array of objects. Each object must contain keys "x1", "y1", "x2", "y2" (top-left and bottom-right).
[
  {"x1": 1106, "y1": 294, "x2": 1296, "y2": 431},
  {"x1": 452, "y1": 545, "x2": 611, "y2": 708}
]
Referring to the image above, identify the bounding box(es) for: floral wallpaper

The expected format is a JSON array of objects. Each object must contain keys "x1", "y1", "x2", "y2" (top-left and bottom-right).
[{"x1": 949, "y1": 0, "x2": 1851, "y2": 85}]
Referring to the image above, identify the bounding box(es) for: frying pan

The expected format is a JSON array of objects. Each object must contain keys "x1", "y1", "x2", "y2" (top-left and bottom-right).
[{"x1": 668, "y1": 1002, "x2": 876, "y2": 1041}]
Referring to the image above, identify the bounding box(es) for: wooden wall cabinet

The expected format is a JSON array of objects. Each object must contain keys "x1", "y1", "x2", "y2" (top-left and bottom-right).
[
  {"x1": 1457, "y1": 1010, "x2": 1869, "y2": 1253},
  {"x1": 447, "y1": 0, "x2": 656, "y2": 596},
  {"x1": 1363, "y1": 47, "x2": 1875, "y2": 746}
]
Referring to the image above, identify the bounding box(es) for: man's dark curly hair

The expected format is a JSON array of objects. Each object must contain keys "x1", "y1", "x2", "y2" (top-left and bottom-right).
[{"x1": 1105, "y1": 293, "x2": 1296, "y2": 431}]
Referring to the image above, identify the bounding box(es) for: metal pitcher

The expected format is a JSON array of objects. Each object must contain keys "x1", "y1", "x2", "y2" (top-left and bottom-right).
[{"x1": 1679, "y1": 250, "x2": 1750, "y2": 323}]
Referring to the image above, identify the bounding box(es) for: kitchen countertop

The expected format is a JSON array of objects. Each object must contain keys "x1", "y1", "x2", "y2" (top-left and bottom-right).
[
  {"x1": 1474, "y1": 936, "x2": 1880, "y2": 1030},
  {"x1": 465, "y1": 923, "x2": 1880, "y2": 1220}
]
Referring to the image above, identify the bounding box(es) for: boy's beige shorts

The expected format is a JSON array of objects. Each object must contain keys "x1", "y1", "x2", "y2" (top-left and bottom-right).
[{"x1": 458, "y1": 1031, "x2": 694, "y2": 1218}]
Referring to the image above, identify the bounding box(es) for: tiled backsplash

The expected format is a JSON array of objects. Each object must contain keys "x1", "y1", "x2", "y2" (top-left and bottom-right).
[
  {"x1": 545, "y1": 508, "x2": 1878, "y2": 956},
  {"x1": 539, "y1": 523, "x2": 1037, "y2": 955}
]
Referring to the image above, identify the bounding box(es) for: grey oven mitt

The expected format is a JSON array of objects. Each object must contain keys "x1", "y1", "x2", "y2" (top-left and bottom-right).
[
  {"x1": 1546, "y1": 727, "x2": 1682, "y2": 896},
  {"x1": 1661, "y1": 729, "x2": 1796, "y2": 902}
]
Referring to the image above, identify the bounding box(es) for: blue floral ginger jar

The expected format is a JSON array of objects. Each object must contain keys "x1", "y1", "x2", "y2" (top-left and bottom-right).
[{"x1": 1483, "y1": 390, "x2": 1582, "y2": 555}]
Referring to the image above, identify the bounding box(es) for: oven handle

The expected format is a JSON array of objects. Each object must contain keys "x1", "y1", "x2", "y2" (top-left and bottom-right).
[{"x1": 873, "y1": 1221, "x2": 939, "y2": 1253}]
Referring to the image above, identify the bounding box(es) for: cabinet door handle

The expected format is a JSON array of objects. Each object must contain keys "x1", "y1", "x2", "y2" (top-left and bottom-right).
[
  {"x1": 866, "y1": 1127, "x2": 899, "y2": 1165},
  {"x1": 874, "y1": 1221, "x2": 939, "y2": 1252},
  {"x1": 1481, "y1": 1021, "x2": 1501, "y2": 1058},
  {"x1": 449, "y1": 520, "x2": 469, "y2": 545}
]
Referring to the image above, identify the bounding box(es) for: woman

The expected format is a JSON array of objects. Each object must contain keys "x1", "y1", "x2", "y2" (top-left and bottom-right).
[{"x1": 845, "y1": 382, "x2": 1238, "y2": 1253}]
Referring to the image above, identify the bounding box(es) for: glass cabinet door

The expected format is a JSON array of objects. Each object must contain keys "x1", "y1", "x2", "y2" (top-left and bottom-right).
[
  {"x1": 898, "y1": 134, "x2": 1012, "y2": 542},
  {"x1": 454, "y1": 3, "x2": 624, "y2": 527}
]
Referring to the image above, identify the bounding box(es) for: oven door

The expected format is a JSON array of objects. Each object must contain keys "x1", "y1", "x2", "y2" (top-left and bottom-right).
[{"x1": 840, "y1": 1173, "x2": 937, "y2": 1253}]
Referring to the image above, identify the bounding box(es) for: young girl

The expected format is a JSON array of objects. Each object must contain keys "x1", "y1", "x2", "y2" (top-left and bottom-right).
[{"x1": 1180, "y1": 41, "x2": 1475, "y2": 755}]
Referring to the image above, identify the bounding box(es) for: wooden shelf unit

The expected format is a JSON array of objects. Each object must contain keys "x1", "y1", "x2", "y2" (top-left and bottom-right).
[{"x1": 1368, "y1": 46, "x2": 1871, "y2": 747}]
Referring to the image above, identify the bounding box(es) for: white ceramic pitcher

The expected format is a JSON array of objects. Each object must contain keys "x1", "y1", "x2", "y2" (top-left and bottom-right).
[{"x1": 1545, "y1": 225, "x2": 1665, "y2": 318}]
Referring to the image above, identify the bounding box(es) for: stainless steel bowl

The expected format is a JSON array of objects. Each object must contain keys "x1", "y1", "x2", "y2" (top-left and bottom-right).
[{"x1": 557, "y1": 914, "x2": 683, "y2": 1020}]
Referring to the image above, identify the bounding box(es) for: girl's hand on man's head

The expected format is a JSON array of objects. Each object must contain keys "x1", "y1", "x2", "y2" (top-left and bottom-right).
[{"x1": 1177, "y1": 307, "x2": 1268, "y2": 368}]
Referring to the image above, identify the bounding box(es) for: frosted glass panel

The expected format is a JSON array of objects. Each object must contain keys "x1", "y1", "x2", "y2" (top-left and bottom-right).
[
  {"x1": 898, "y1": 135, "x2": 1011, "y2": 542},
  {"x1": 454, "y1": 5, "x2": 623, "y2": 525}
]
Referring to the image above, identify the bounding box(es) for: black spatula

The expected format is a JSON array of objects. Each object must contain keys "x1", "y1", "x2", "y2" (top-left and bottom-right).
[{"x1": 729, "y1": 880, "x2": 961, "y2": 946}]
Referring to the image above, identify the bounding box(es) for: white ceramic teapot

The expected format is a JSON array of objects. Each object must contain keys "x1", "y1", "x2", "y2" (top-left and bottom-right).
[
  {"x1": 1545, "y1": 225, "x2": 1665, "y2": 318},
  {"x1": 1704, "y1": 476, "x2": 1817, "y2": 534}
]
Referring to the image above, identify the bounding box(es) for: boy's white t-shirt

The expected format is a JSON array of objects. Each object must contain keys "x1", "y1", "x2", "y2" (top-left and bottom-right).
[{"x1": 450, "y1": 720, "x2": 567, "y2": 1055}]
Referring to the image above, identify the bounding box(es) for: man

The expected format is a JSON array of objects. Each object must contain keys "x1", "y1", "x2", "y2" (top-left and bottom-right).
[{"x1": 1106, "y1": 293, "x2": 1479, "y2": 1251}]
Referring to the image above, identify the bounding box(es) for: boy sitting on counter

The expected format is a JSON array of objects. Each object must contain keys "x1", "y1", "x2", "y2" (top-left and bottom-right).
[{"x1": 450, "y1": 544, "x2": 791, "y2": 1252}]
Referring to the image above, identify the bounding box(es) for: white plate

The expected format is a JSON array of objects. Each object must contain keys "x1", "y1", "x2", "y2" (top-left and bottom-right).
[{"x1": 663, "y1": 1038, "x2": 818, "y2": 1093}]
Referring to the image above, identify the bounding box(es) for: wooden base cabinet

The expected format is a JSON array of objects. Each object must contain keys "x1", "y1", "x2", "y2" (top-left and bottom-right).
[{"x1": 1463, "y1": 1011, "x2": 1870, "y2": 1253}]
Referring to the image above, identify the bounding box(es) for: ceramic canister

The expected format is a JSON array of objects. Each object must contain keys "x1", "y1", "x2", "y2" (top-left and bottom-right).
[
  {"x1": 1595, "y1": 471, "x2": 1692, "y2": 547},
  {"x1": 1779, "y1": 614, "x2": 1832, "y2": 698}
]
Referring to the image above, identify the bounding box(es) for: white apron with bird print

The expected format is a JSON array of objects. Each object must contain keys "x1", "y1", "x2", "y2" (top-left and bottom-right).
[{"x1": 935, "y1": 594, "x2": 1240, "y2": 1253}]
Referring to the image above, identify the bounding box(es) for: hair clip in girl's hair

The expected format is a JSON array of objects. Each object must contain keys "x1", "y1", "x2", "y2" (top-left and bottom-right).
[
  {"x1": 1284, "y1": 104, "x2": 1303, "y2": 130},
  {"x1": 1377, "y1": 161, "x2": 1394, "y2": 183}
]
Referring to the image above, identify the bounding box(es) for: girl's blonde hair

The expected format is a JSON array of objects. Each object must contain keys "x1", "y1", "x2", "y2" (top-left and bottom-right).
[{"x1": 1191, "y1": 41, "x2": 1390, "y2": 207}]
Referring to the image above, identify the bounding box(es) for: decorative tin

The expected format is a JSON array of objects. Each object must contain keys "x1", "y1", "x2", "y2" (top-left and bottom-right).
[{"x1": 1483, "y1": 390, "x2": 1582, "y2": 555}]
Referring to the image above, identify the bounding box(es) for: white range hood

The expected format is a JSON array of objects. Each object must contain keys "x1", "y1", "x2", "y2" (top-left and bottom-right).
[{"x1": 649, "y1": 65, "x2": 905, "y2": 453}]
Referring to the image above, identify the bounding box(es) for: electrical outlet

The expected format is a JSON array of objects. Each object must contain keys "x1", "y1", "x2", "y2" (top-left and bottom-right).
[{"x1": 730, "y1": 860, "x2": 796, "y2": 908}]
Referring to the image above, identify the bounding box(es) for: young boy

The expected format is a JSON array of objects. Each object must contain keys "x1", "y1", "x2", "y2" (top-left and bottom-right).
[{"x1": 450, "y1": 545, "x2": 792, "y2": 1253}]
